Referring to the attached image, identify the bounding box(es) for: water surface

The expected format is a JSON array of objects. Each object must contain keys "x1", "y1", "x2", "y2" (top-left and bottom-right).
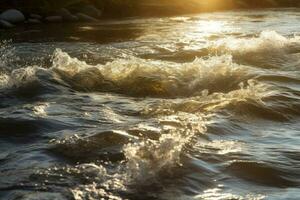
[{"x1": 1, "y1": 8, "x2": 300, "y2": 200}]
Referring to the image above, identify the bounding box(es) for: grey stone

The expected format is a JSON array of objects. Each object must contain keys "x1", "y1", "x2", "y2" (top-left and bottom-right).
[
  {"x1": 81, "y1": 5, "x2": 102, "y2": 18},
  {"x1": 0, "y1": 19, "x2": 14, "y2": 28},
  {"x1": 45, "y1": 16, "x2": 63, "y2": 23},
  {"x1": 0, "y1": 9, "x2": 25, "y2": 23},
  {"x1": 76, "y1": 13, "x2": 99, "y2": 22}
]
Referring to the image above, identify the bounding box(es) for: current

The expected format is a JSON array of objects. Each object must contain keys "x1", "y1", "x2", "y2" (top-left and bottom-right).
[{"x1": 0, "y1": 8, "x2": 300, "y2": 200}]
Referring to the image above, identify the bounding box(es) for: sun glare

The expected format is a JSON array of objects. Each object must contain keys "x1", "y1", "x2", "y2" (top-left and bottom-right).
[{"x1": 196, "y1": 20, "x2": 227, "y2": 35}]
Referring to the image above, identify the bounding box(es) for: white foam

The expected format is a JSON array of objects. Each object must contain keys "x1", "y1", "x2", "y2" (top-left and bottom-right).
[
  {"x1": 144, "y1": 79, "x2": 277, "y2": 115},
  {"x1": 51, "y1": 49, "x2": 247, "y2": 97},
  {"x1": 214, "y1": 31, "x2": 300, "y2": 54}
]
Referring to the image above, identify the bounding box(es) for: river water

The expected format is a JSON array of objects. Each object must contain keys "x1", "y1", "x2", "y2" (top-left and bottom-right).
[{"x1": 0, "y1": 8, "x2": 300, "y2": 200}]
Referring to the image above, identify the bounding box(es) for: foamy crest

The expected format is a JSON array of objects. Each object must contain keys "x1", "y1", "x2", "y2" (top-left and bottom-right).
[
  {"x1": 0, "y1": 67, "x2": 39, "y2": 90},
  {"x1": 214, "y1": 31, "x2": 300, "y2": 53},
  {"x1": 211, "y1": 31, "x2": 300, "y2": 68},
  {"x1": 10, "y1": 67, "x2": 40, "y2": 87},
  {"x1": 1, "y1": 49, "x2": 249, "y2": 97},
  {"x1": 144, "y1": 79, "x2": 277, "y2": 115},
  {"x1": 51, "y1": 49, "x2": 247, "y2": 97}
]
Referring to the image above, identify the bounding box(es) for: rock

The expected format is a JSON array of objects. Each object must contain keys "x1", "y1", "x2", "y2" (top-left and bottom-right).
[
  {"x1": 76, "y1": 13, "x2": 99, "y2": 22},
  {"x1": 81, "y1": 5, "x2": 102, "y2": 18},
  {"x1": 29, "y1": 14, "x2": 43, "y2": 20},
  {"x1": 57, "y1": 8, "x2": 71, "y2": 17},
  {"x1": 0, "y1": 20, "x2": 14, "y2": 28},
  {"x1": 57, "y1": 8, "x2": 78, "y2": 22},
  {"x1": 0, "y1": 9, "x2": 25, "y2": 23},
  {"x1": 45, "y1": 16, "x2": 63, "y2": 23},
  {"x1": 27, "y1": 18, "x2": 41, "y2": 24}
]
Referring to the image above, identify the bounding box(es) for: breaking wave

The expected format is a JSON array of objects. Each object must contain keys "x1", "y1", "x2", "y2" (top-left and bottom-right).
[
  {"x1": 210, "y1": 31, "x2": 300, "y2": 69},
  {"x1": 215, "y1": 31, "x2": 300, "y2": 54},
  {"x1": 1, "y1": 49, "x2": 250, "y2": 98}
]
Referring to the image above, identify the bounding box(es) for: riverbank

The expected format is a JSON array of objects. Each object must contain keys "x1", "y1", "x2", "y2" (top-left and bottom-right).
[{"x1": 0, "y1": 0, "x2": 300, "y2": 29}]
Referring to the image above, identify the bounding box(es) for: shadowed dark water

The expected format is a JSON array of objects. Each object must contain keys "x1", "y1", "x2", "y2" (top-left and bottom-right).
[{"x1": 0, "y1": 8, "x2": 300, "y2": 200}]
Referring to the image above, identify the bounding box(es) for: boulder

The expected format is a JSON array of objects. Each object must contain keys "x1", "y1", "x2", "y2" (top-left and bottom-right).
[
  {"x1": 76, "y1": 13, "x2": 99, "y2": 22},
  {"x1": 81, "y1": 5, "x2": 102, "y2": 18},
  {"x1": 0, "y1": 9, "x2": 25, "y2": 23},
  {"x1": 45, "y1": 16, "x2": 63, "y2": 23},
  {"x1": 57, "y1": 8, "x2": 78, "y2": 22},
  {"x1": 0, "y1": 19, "x2": 14, "y2": 28}
]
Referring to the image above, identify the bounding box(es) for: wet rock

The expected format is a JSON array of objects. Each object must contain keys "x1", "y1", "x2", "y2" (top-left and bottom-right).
[
  {"x1": 29, "y1": 14, "x2": 43, "y2": 20},
  {"x1": 81, "y1": 5, "x2": 102, "y2": 18},
  {"x1": 0, "y1": 19, "x2": 14, "y2": 28},
  {"x1": 57, "y1": 8, "x2": 78, "y2": 22},
  {"x1": 45, "y1": 16, "x2": 63, "y2": 23},
  {"x1": 76, "y1": 13, "x2": 99, "y2": 22},
  {"x1": 0, "y1": 9, "x2": 25, "y2": 23},
  {"x1": 27, "y1": 18, "x2": 41, "y2": 24}
]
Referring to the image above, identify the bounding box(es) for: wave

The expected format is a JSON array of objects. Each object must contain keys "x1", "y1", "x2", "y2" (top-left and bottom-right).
[
  {"x1": 51, "y1": 49, "x2": 250, "y2": 97},
  {"x1": 210, "y1": 31, "x2": 300, "y2": 69},
  {"x1": 1, "y1": 49, "x2": 250, "y2": 98},
  {"x1": 143, "y1": 79, "x2": 278, "y2": 116},
  {"x1": 1, "y1": 32, "x2": 299, "y2": 98},
  {"x1": 47, "y1": 112, "x2": 208, "y2": 199},
  {"x1": 215, "y1": 31, "x2": 300, "y2": 53},
  {"x1": 3, "y1": 31, "x2": 298, "y2": 98}
]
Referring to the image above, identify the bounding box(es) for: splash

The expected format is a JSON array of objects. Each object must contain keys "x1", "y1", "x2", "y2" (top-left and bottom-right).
[
  {"x1": 123, "y1": 112, "x2": 207, "y2": 183},
  {"x1": 0, "y1": 40, "x2": 15, "y2": 71}
]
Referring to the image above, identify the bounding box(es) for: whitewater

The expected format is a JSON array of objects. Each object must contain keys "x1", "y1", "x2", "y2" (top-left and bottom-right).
[{"x1": 0, "y1": 9, "x2": 300, "y2": 200}]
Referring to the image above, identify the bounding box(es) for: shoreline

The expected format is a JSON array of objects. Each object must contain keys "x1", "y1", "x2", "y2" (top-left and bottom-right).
[
  {"x1": 1, "y1": 7, "x2": 299, "y2": 43},
  {"x1": 0, "y1": 0, "x2": 300, "y2": 30}
]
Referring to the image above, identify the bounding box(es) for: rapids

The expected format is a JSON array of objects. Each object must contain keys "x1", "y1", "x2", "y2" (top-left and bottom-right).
[{"x1": 0, "y1": 8, "x2": 300, "y2": 200}]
